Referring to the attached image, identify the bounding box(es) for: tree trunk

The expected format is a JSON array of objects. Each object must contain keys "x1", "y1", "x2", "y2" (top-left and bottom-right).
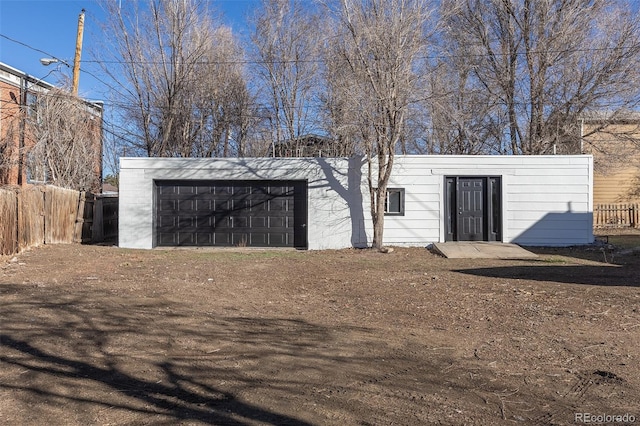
[{"x1": 371, "y1": 182, "x2": 387, "y2": 250}]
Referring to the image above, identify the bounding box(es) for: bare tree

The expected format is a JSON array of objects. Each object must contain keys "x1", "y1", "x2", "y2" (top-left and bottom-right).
[
  {"x1": 250, "y1": 0, "x2": 323, "y2": 155},
  {"x1": 324, "y1": 0, "x2": 434, "y2": 249},
  {"x1": 26, "y1": 88, "x2": 102, "y2": 191},
  {"x1": 441, "y1": 0, "x2": 640, "y2": 155},
  {"x1": 318, "y1": 22, "x2": 359, "y2": 156},
  {"x1": 415, "y1": 26, "x2": 507, "y2": 155},
  {"x1": 98, "y1": 0, "x2": 250, "y2": 158},
  {"x1": 0, "y1": 115, "x2": 20, "y2": 185}
]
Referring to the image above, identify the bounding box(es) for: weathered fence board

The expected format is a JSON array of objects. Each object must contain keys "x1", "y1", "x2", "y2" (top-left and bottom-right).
[
  {"x1": 0, "y1": 188, "x2": 18, "y2": 255},
  {"x1": 75, "y1": 192, "x2": 92, "y2": 243},
  {"x1": 44, "y1": 186, "x2": 80, "y2": 244},
  {"x1": 0, "y1": 185, "x2": 119, "y2": 256},
  {"x1": 18, "y1": 186, "x2": 45, "y2": 250},
  {"x1": 594, "y1": 203, "x2": 639, "y2": 228}
]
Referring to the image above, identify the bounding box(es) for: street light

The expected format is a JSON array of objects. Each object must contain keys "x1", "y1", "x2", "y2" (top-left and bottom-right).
[
  {"x1": 40, "y1": 58, "x2": 70, "y2": 67},
  {"x1": 40, "y1": 58, "x2": 58, "y2": 66}
]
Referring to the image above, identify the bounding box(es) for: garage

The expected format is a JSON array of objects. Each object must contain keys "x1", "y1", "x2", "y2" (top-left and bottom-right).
[
  {"x1": 119, "y1": 156, "x2": 594, "y2": 250},
  {"x1": 155, "y1": 180, "x2": 307, "y2": 248}
]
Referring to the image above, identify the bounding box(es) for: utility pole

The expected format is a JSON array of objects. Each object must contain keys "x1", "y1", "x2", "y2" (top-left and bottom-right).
[{"x1": 72, "y1": 9, "x2": 85, "y2": 96}]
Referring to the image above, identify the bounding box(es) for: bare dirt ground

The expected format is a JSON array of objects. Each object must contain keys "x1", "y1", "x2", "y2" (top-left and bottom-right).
[{"x1": 1, "y1": 237, "x2": 639, "y2": 425}]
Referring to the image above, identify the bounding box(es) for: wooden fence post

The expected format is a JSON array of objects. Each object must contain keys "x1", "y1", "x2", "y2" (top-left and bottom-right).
[{"x1": 74, "y1": 192, "x2": 86, "y2": 243}]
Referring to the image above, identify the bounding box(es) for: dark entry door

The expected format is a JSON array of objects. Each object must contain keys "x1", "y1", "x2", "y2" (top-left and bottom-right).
[
  {"x1": 155, "y1": 180, "x2": 307, "y2": 248},
  {"x1": 458, "y1": 178, "x2": 486, "y2": 241},
  {"x1": 445, "y1": 176, "x2": 501, "y2": 242}
]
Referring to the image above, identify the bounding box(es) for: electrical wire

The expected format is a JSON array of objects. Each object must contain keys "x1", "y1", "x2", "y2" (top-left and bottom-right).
[{"x1": 3, "y1": 30, "x2": 639, "y2": 150}]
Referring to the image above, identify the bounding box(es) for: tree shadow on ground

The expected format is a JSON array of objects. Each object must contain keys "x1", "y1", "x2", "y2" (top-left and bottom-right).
[
  {"x1": 0, "y1": 283, "x2": 461, "y2": 424},
  {"x1": 1, "y1": 334, "x2": 307, "y2": 425},
  {"x1": 524, "y1": 245, "x2": 627, "y2": 264},
  {"x1": 454, "y1": 263, "x2": 639, "y2": 287},
  {"x1": 0, "y1": 266, "x2": 635, "y2": 424},
  {"x1": 0, "y1": 284, "x2": 351, "y2": 424}
]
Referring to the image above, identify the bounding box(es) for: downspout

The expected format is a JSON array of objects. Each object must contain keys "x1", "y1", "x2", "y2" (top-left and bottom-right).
[
  {"x1": 96, "y1": 101, "x2": 104, "y2": 193},
  {"x1": 17, "y1": 74, "x2": 27, "y2": 185},
  {"x1": 579, "y1": 119, "x2": 584, "y2": 154}
]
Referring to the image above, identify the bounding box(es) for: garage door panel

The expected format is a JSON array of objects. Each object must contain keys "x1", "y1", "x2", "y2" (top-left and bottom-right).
[
  {"x1": 196, "y1": 233, "x2": 214, "y2": 245},
  {"x1": 178, "y1": 199, "x2": 195, "y2": 211},
  {"x1": 156, "y1": 180, "x2": 306, "y2": 248},
  {"x1": 158, "y1": 232, "x2": 178, "y2": 245},
  {"x1": 196, "y1": 186, "x2": 213, "y2": 195},
  {"x1": 215, "y1": 186, "x2": 233, "y2": 196},
  {"x1": 178, "y1": 233, "x2": 196, "y2": 245},
  {"x1": 250, "y1": 233, "x2": 267, "y2": 245},
  {"x1": 214, "y1": 232, "x2": 231, "y2": 245},
  {"x1": 231, "y1": 216, "x2": 249, "y2": 228},
  {"x1": 213, "y1": 214, "x2": 231, "y2": 228},
  {"x1": 251, "y1": 186, "x2": 268, "y2": 195},
  {"x1": 268, "y1": 216, "x2": 287, "y2": 228},
  {"x1": 215, "y1": 200, "x2": 232, "y2": 211},
  {"x1": 231, "y1": 233, "x2": 249, "y2": 246},
  {"x1": 269, "y1": 186, "x2": 293, "y2": 196},
  {"x1": 251, "y1": 200, "x2": 268, "y2": 212},
  {"x1": 159, "y1": 199, "x2": 176, "y2": 211},
  {"x1": 251, "y1": 216, "x2": 267, "y2": 228},
  {"x1": 268, "y1": 233, "x2": 289, "y2": 246},
  {"x1": 269, "y1": 199, "x2": 288, "y2": 211},
  {"x1": 178, "y1": 186, "x2": 196, "y2": 195},
  {"x1": 178, "y1": 216, "x2": 195, "y2": 228},
  {"x1": 158, "y1": 186, "x2": 177, "y2": 196},
  {"x1": 233, "y1": 198, "x2": 252, "y2": 211},
  {"x1": 158, "y1": 215, "x2": 176, "y2": 228},
  {"x1": 196, "y1": 200, "x2": 212, "y2": 211},
  {"x1": 196, "y1": 216, "x2": 213, "y2": 228}
]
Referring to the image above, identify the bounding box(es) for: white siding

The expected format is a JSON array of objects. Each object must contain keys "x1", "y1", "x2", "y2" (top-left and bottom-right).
[
  {"x1": 380, "y1": 156, "x2": 593, "y2": 247},
  {"x1": 119, "y1": 155, "x2": 593, "y2": 249}
]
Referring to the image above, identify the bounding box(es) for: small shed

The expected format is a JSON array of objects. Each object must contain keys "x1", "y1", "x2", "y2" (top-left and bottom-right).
[{"x1": 118, "y1": 155, "x2": 593, "y2": 250}]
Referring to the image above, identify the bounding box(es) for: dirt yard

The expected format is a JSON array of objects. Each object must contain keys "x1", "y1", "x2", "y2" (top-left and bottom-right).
[{"x1": 1, "y1": 239, "x2": 639, "y2": 425}]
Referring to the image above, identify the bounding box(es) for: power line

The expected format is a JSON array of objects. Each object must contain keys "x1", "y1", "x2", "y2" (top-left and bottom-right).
[
  {"x1": 0, "y1": 34, "x2": 69, "y2": 66},
  {"x1": 3, "y1": 30, "x2": 639, "y2": 69}
]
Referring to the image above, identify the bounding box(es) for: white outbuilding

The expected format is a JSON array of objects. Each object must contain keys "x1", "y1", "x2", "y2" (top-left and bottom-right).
[{"x1": 118, "y1": 155, "x2": 593, "y2": 250}]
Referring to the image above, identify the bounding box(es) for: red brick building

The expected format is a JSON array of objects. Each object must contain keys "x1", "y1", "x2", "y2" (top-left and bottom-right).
[{"x1": 0, "y1": 62, "x2": 103, "y2": 192}]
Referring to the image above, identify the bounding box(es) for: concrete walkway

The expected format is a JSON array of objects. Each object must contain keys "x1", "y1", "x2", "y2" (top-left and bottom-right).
[{"x1": 431, "y1": 242, "x2": 538, "y2": 259}]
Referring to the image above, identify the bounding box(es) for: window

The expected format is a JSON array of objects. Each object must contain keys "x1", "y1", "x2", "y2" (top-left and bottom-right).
[
  {"x1": 26, "y1": 150, "x2": 48, "y2": 184},
  {"x1": 26, "y1": 92, "x2": 39, "y2": 120},
  {"x1": 384, "y1": 188, "x2": 405, "y2": 216}
]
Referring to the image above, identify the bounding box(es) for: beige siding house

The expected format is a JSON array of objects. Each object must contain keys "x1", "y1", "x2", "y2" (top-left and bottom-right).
[{"x1": 581, "y1": 117, "x2": 640, "y2": 227}]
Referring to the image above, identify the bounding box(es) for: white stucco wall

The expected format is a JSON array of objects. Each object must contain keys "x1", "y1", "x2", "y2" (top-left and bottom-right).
[
  {"x1": 119, "y1": 157, "x2": 361, "y2": 250},
  {"x1": 119, "y1": 155, "x2": 593, "y2": 249}
]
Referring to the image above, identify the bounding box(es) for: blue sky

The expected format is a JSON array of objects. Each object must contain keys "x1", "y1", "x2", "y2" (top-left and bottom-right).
[{"x1": 0, "y1": 0, "x2": 258, "y2": 100}]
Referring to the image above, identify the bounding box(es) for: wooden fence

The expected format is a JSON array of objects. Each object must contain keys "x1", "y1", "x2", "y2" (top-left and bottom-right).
[
  {"x1": 594, "y1": 203, "x2": 640, "y2": 229},
  {"x1": 76, "y1": 192, "x2": 119, "y2": 244},
  {"x1": 0, "y1": 185, "x2": 118, "y2": 256}
]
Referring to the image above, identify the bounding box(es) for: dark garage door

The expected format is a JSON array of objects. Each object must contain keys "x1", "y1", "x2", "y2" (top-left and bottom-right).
[{"x1": 155, "y1": 180, "x2": 307, "y2": 248}]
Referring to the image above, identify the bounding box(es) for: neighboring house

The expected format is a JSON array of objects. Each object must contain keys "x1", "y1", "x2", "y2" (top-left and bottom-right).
[
  {"x1": 580, "y1": 113, "x2": 640, "y2": 204},
  {"x1": 119, "y1": 155, "x2": 594, "y2": 250},
  {"x1": 0, "y1": 62, "x2": 103, "y2": 192},
  {"x1": 579, "y1": 114, "x2": 640, "y2": 227},
  {"x1": 270, "y1": 134, "x2": 353, "y2": 158}
]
